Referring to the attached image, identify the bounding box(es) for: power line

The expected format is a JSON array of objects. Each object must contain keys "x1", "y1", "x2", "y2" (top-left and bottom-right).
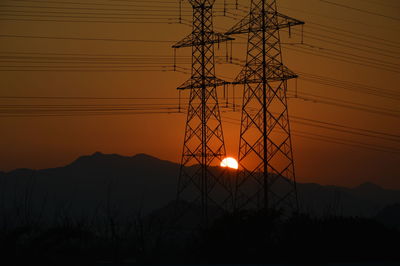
[
  {"x1": 0, "y1": 2, "x2": 221, "y2": 12},
  {"x1": 307, "y1": 22, "x2": 400, "y2": 49},
  {"x1": 291, "y1": 118, "x2": 400, "y2": 143},
  {"x1": 229, "y1": 34, "x2": 400, "y2": 73},
  {"x1": 237, "y1": 107, "x2": 400, "y2": 142},
  {"x1": 0, "y1": 1, "x2": 193, "y2": 10},
  {"x1": 0, "y1": 96, "x2": 184, "y2": 100},
  {"x1": 278, "y1": 5, "x2": 400, "y2": 34},
  {"x1": 229, "y1": 57, "x2": 400, "y2": 101},
  {"x1": 221, "y1": 116, "x2": 400, "y2": 154},
  {"x1": 292, "y1": 93, "x2": 400, "y2": 118},
  {"x1": 291, "y1": 115, "x2": 400, "y2": 139},
  {"x1": 0, "y1": 18, "x2": 179, "y2": 24},
  {"x1": 299, "y1": 29, "x2": 400, "y2": 60},
  {"x1": 293, "y1": 130, "x2": 400, "y2": 155},
  {"x1": 0, "y1": 34, "x2": 175, "y2": 43},
  {"x1": 320, "y1": 0, "x2": 400, "y2": 22},
  {"x1": 0, "y1": 68, "x2": 185, "y2": 72},
  {"x1": 0, "y1": 111, "x2": 183, "y2": 118},
  {"x1": 298, "y1": 77, "x2": 400, "y2": 102},
  {"x1": 2, "y1": 95, "x2": 398, "y2": 152},
  {"x1": 0, "y1": 51, "x2": 186, "y2": 57},
  {"x1": 297, "y1": 72, "x2": 400, "y2": 101},
  {"x1": 0, "y1": 10, "x2": 192, "y2": 16},
  {"x1": 11, "y1": 0, "x2": 179, "y2": 6},
  {"x1": 280, "y1": 28, "x2": 400, "y2": 67},
  {"x1": 284, "y1": 45, "x2": 400, "y2": 74}
]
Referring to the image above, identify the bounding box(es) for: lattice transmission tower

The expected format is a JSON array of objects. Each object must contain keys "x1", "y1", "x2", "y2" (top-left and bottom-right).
[
  {"x1": 225, "y1": 0, "x2": 304, "y2": 213},
  {"x1": 173, "y1": 0, "x2": 234, "y2": 224}
]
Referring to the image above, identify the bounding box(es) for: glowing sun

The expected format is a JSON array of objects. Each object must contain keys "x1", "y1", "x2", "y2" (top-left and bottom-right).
[{"x1": 220, "y1": 157, "x2": 239, "y2": 169}]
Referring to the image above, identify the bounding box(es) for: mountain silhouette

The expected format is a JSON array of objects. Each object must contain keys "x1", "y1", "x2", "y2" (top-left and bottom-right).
[
  {"x1": 1, "y1": 152, "x2": 399, "y2": 223},
  {"x1": 0, "y1": 152, "x2": 179, "y2": 223}
]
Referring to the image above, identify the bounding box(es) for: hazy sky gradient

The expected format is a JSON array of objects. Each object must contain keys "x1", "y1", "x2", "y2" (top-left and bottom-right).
[{"x1": 0, "y1": 0, "x2": 399, "y2": 189}]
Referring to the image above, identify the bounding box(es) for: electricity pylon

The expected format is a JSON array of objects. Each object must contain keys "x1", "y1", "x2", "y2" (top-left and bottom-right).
[
  {"x1": 225, "y1": 0, "x2": 304, "y2": 213},
  {"x1": 173, "y1": 0, "x2": 234, "y2": 224}
]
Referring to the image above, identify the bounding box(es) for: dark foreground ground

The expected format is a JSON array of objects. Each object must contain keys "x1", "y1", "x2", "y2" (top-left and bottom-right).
[{"x1": 1, "y1": 209, "x2": 399, "y2": 265}]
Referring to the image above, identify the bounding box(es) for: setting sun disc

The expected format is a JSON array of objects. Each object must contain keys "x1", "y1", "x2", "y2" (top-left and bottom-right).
[{"x1": 220, "y1": 157, "x2": 239, "y2": 169}]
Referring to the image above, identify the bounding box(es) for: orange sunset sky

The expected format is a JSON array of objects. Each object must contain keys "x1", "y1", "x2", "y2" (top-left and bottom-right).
[{"x1": 0, "y1": 0, "x2": 399, "y2": 189}]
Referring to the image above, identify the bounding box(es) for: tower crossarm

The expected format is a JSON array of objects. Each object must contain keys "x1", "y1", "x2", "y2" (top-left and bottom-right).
[
  {"x1": 173, "y1": 32, "x2": 234, "y2": 48},
  {"x1": 232, "y1": 64, "x2": 298, "y2": 85},
  {"x1": 177, "y1": 76, "x2": 229, "y2": 90},
  {"x1": 225, "y1": 11, "x2": 304, "y2": 35}
]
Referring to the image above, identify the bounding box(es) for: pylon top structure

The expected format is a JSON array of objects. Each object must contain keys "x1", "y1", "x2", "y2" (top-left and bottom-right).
[
  {"x1": 225, "y1": 0, "x2": 304, "y2": 213},
  {"x1": 225, "y1": 7, "x2": 303, "y2": 34},
  {"x1": 173, "y1": 0, "x2": 234, "y2": 225},
  {"x1": 173, "y1": 1, "x2": 233, "y2": 90},
  {"x1": 227, "y1": 0, "x2": 303, "y2": 84}
]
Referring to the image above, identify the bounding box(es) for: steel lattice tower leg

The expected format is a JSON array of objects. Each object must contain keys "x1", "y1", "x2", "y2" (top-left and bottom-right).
[
  {"x1": 225, "y1": 0, "x2": 304, "y2": 213},
  {"x1": 173, "y1": 0, "x2": 234, "y2": 224}
]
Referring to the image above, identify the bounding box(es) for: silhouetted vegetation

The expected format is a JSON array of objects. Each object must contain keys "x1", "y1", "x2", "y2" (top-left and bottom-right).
[
  {"x1": 1, "y1": 207, "x2": 399, "y2": 264},
  {"x1": 188, "y1": 210, "x2": 400, "y2": 263}
]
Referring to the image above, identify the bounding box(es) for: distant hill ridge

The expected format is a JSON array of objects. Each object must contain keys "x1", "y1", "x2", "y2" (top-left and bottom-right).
[
  {"x1": 1, "y1": 152, "x2": 399, "y2": 219},
  {"x1": 65, "y1": 152, "x2": 171, "y2": 170}
]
